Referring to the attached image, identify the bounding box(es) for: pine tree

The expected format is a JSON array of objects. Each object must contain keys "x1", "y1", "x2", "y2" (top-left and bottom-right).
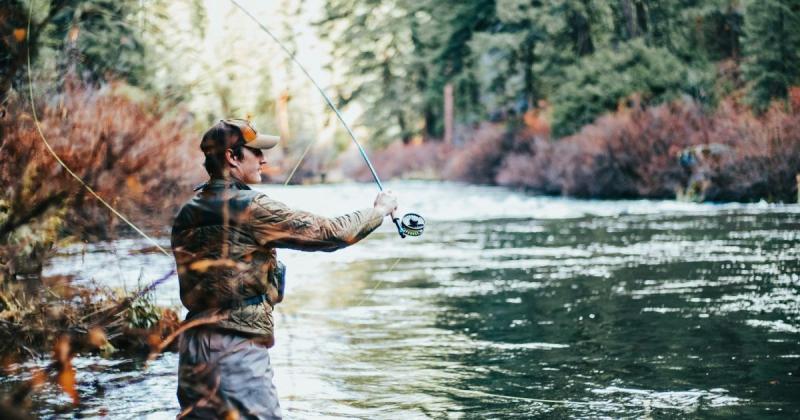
[
  {"x1": 742, "y1": 0, "x2": 800, "y2": 111},
  {"x1": 319, "y1": 0, "x2": 426, "y2": 145},
  {"x1": 551, "y1": 40, "x2": 690, "y2": 137},
  {"x1": 46, "y1": 0, "x2": 149, "y2": 86},
  {"x1": 2, "y1": 0, "x2": 147, "y2": 94}
]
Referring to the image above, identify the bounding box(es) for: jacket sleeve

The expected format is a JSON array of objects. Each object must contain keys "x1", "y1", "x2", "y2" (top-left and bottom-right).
[{"x1": 249, "y1": 193, "x2": 384, "y2": 251}]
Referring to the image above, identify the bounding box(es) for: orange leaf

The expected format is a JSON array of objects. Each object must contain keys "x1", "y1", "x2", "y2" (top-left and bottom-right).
[
  {"x1": 88, "y1": 327, "x2": 108, "y2": 348},
  {"x1": 53, "y1": 336, "x2": 70, "y2": 364},
  {"x1": 147, "y1": 333, "x2": 162, "y2": 350},
  {"x1": 13, "y1": 28, "x2": 26, "y2": 42},
  {"x1": 57, "y1": 363, "x2": 79, "y2": 405},
  {"x1": 30, "y1": 368, "x2": 47, "y2": 389},
  {"x1": 126, "y1": 176, "x2": 144, "y2": 195},
  {"x1": 53, "y1": 336, "x2": 79, "y2": 405},
  {"x1": 68, "y1": 26, "x2": 80, "y2": 43}
]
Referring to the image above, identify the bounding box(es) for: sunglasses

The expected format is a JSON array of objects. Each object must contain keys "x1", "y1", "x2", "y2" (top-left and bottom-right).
[{"x1": 242, "y1": 146, "x2": 264, "y2": 158}]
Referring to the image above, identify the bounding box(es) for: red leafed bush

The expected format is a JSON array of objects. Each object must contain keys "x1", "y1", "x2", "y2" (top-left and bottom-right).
[
  {"x1": 554, "y1": 100, "x2": 708, "y2": 198},
  {"x1": 452, "y1": 94, "x2": 800, "y2": 202},
  {"x1": 702, "y1": 98, "x2": 800, "y2": 202},
  {"x1": 364, "y1": 92, "x2": 800, "y2": 203},
  {"x1": 0, "y1": 80, "x2": 204, "y2": 266},
  {"x1": 493, "y1": 129, "x2": 560, "y2": 195},
  {"x1": 343, "y1": 139, "x2": 454, "y2": 182},
  {"x1": 441, "y1": 123, "x2": 509, "y2": 184}
]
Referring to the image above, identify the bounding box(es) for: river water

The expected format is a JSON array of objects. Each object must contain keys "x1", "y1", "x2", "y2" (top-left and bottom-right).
[{"x1": 4, "y1": 181, "x2": 800, "y2": 418}]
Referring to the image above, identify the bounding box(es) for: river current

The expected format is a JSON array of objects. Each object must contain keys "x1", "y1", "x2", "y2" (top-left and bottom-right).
[{"x1": 3, "y1": 181, "x2": 799, "y2": 418}]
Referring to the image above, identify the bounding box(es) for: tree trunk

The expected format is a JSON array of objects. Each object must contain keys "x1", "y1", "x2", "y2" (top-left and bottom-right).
[
  {"x1": 620, "y1": 0, "x2": 640, "y2": 39},
  {"x1": 277, "y1": 89, "x2": 291, "y2": 155},
  {"x1": 443, "y1": 83, "x2": 454, "y2": 144}
]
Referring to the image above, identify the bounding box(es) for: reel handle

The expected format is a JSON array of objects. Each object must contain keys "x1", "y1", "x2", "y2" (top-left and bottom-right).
[{"x1": 392, "y1": 216, "x2": 406, "y2": 238}]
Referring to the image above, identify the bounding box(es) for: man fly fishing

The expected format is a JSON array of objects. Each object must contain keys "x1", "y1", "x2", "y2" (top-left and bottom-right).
[{"x1": 171, "y1": 118, "x2": 398, "y2": 419}]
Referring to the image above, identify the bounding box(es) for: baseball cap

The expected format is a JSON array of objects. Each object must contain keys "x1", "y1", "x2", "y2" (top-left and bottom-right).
[{"x1": 200, "y1": 118, "x2": 280, "y2": 154}]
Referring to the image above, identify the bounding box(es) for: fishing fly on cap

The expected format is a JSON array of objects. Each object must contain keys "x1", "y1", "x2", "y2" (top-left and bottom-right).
[{"x1": 223, "y1": 118, "x2": 280, "y2": 150}]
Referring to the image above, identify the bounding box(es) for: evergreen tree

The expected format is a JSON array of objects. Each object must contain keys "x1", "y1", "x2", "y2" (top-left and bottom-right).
[
  {"x1": 1, "y1": 0, "x2": 50, "y2": 95},
  {"x1": 470, "y1": 0, "x2": 553, "y2": 114},
  {"x1": 316, "y1": 0, "x2": 786, "y2": 144},
  {"x1": 0, "y1": 0, "x2": 151, "y2": 96},
  {"x1": 423, "y1": 0, "x2": 496, "y2": 135},
  {"x1": 532, "y1": 0, "x2": 615, "y2": 98},
  {"x1": 551, "y1": 40, "x2": 692, "y2": 137},
  {"x1": 319, "y1": 0, "x2": 425, "y2": 145},
  {"x1": 742, "y1": 0, "x2": 800, "y2": 111},
  {"x1": 139, "y1": 0, "x2": 208, "y2": 108},
  {"x1": 46, "y1": 0, "x2": 149, "y2": 86}
]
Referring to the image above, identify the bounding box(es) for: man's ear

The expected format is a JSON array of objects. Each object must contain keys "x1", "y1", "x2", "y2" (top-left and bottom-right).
[{"x1": 224, "y1": 149, "x2": 240, "y2": 168}]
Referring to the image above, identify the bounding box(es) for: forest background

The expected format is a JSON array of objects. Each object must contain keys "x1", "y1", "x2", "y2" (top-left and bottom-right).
[{"x1": 1, "y1": 0, "x2": 800, "y2": 403}]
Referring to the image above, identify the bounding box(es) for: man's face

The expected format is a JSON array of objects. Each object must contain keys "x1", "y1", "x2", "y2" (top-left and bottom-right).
[{"x1": 236, "y1": 146, "x2": 267, "y2": 184}]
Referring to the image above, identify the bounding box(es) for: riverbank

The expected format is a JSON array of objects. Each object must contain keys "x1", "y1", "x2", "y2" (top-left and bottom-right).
[
  {"x1": 0, "y1": 83, "x2": 194, "y2": 410},
  {"x1": 0, "y1": 279, "x2": 178, "y2": 358},
  {"x1": 0, "y1": 278, "x2": 180, "y2": 354},
  {"x1": 344, "y1": 95, "x2": 800, "y2": 204},
  {"x1": 0, "y1": 275, "x2": 179, "y2": 414}
]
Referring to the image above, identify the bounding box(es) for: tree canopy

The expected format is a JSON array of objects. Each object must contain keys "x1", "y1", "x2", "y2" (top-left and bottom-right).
[{"x1": 320, "y1": 0, "x2": 799, "y2": 142}]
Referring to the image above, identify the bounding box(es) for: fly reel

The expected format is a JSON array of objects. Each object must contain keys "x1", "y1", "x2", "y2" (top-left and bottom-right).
[{"x1": 399, "y1": 213, "x2": 425, "y2": 238}]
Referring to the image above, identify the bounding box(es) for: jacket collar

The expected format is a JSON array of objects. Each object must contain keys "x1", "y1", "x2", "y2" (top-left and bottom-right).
[{"x1": 194, "y1": 178, "x2": 252, "y2": 192}]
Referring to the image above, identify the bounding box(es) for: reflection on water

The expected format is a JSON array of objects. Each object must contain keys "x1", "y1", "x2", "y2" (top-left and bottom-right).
[{"x1": 4, "y1": 181, "x2": 800, "y2": 418}]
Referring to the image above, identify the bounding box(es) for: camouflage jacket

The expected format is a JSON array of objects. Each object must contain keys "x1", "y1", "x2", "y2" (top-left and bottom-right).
[{"x1": 171, "y1": 178, "x2": 384, "y2": 347}]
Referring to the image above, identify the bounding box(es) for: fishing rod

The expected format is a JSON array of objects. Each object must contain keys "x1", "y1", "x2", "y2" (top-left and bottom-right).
[
  {"x1": 230, "y1": 0, "x2": 425, "y2": 239},
  {"x1": 23, "y1": 0, "x2": 422, "y2": 315}
]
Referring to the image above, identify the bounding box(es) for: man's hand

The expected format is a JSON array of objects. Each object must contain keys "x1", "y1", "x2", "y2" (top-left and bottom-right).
[{"x1": 374, "y1": 190, "x2": 398, "y2": 217}]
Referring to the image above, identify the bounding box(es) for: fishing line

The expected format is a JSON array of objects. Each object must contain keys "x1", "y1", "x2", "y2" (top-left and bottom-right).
[
  {"x1": 23, "y1": 2, "x2": 184, "y2": 378},
  {"x1": 228, "y1": 0, "x2": 373, "y2": 183},
  {"x1": 352, "y1": 257, "x2": 402, "y2": 307},
  {"x1": 283, "y1": 136, "x2": 315, "y2": 186},
  {"x1": 25, "y1": 1, "x2": 170, "y2": 261}
]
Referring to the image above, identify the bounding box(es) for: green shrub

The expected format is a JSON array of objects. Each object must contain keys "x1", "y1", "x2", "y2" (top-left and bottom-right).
[{"x1": 550, "y1": 40, "x2": 709, "y2": 138}]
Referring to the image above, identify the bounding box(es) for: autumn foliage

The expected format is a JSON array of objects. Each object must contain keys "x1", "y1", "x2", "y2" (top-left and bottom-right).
[
  {"x1": 1, "y1": 80, "x2": 204, "y2": 237},
  {"x1": 1, "y1": 81, "x2": 205, "y2": 281},
  {"x1": 436, "y1": 95, "x2": 800, "y2": 202},
  {"x1": 342, "y1": 140, "x2": 453, "y2": 182},
  {"x1": 0, "y1": 80, "x2": 197, "y2": 373},
  {"x1": 355, "y1": 93, "x2": 800, "y2": 203}
]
